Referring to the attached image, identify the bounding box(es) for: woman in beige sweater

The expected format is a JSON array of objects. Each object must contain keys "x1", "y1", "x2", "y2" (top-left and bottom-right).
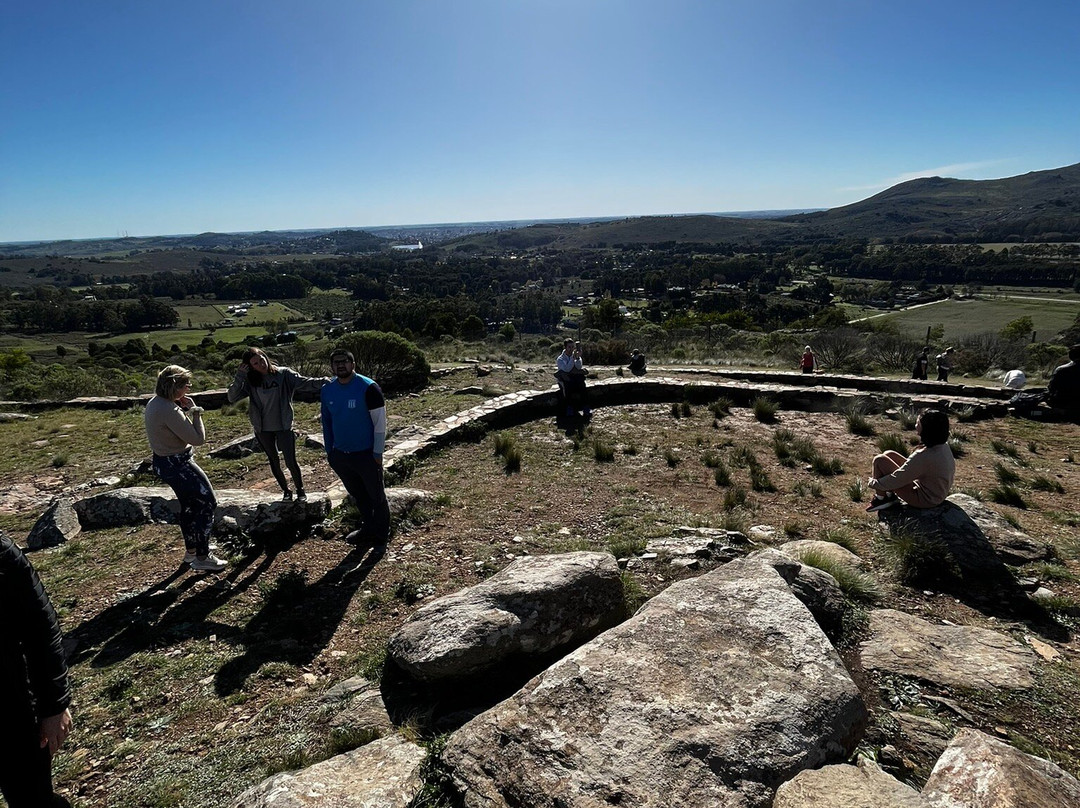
[
  {"x1": 144, "y1": 366, "x2": 227, "y2": 572},
  {"x1": 866, "y1": 409, "x2": 955, "y2": 512}
]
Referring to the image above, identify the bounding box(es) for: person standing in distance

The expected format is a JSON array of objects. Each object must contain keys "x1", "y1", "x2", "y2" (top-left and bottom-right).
[
  {"x1": 935, "y1": 346, "x2": 955, "y2": 382},
  {"x1": 321, "y1": 349, "x2": 391, "y2": 545},
  {"x1": 0, "y1": 532, "x2": 74, "y2": 808}
]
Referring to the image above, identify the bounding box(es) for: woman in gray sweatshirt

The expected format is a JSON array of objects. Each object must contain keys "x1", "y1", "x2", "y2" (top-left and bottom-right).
[{"x1": 227, "y1": 347, "x2": 328, "y2": 500}]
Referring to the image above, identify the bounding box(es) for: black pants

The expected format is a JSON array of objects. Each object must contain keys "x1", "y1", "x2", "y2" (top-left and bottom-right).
[
  {"x1": 328, "y1": 449, "x2": 390, "y2": 541},
  {"x1": 0, "y1": 713, "x2": 69, "y2": 808},
  {"x1": 254, "y1": 429, "x2": 303, "y2": 493}
]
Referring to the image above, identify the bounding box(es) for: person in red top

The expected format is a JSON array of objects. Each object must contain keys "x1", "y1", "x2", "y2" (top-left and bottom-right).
[{"x1": 800, "y1": 346, "x2": 817, "y2": 374}]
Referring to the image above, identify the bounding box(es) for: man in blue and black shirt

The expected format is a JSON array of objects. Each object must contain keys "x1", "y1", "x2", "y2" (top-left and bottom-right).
[{"x1": 321, "y1": 349, "x2": 391, "y2": 544}]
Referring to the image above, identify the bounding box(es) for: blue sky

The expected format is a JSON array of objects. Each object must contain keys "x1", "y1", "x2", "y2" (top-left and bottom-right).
[{"x1": 2, "y1": 0, "x2": 1078, "y2": 242}]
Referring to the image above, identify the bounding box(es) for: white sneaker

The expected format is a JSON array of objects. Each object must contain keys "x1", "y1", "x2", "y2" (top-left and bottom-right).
[
  {"x1": 183, "y1": 544, "x2": 219, "y2": 564},
  {"x1": 189, "y1": 553, "x2": 228, "y2": 572}
]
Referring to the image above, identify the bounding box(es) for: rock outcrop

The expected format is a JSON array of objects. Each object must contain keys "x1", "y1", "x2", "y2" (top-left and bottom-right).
[
  {"x1": 387, "y1": 551, "x2": 624, "y2": 683},
  {"x1": 779, "y1": 538, "x2": 864, "y2": 568},
  {"x1": 922, "y1": 728, "x2": 1080, "y2": 807},
  {"x1": 442, "y1": 553, "x2": 867, "y2": 808},
  {"x1": 230, "y1": 734, "x2": 424, "y2": 808},
  {"x1": 859, "y1": 609, "x2": 1036, "y2": 690},
  {"x1": 946, "y1": 492, "x2": 1052, "y2": 564},
  {"x1": 773, "y1": 757, "x2": 923, "y2": 808},
  {"x1": 26, "y1": 497, "x2": 81, "y2": 549}
]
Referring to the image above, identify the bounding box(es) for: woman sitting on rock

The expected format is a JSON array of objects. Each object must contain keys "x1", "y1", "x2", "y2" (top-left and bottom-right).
[
  {"x1": 866, "y1": 408, "x2": 955, "y2": 513},
  {"x1": 227, "y1": 346, "x2": 328, "y2": 501}
]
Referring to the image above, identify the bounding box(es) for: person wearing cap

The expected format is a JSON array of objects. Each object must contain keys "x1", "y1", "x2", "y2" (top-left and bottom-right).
[
  {"x1": 321, "y1": 349, "x2": 391, "y2": 545},
  {"x1": 935, "y1": 347, "x2": 955, "y2": 382}
]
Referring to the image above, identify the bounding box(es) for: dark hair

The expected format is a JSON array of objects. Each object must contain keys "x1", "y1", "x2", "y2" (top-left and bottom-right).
[
  {"x1": 1069, "y1": 344, "x2": 1080, "y2": 362},
  {"x1": 241, "y1": 346, "x2": 277, "y2": 387},
  {"x1": 563, "y1": 338, "x2": 574, "y2": 349},
  {"x1": 918, "y1": 409, "x2": 950, "y2": 446},
  {"x1": 330, "y1": 349, "x2": 355, "y2": 363}
]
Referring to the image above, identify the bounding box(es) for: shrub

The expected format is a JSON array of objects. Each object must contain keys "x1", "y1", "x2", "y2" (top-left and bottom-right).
[
  {"x1": 663, "y1": 448, "x2": 680, "y2": 468},
  {"x1": 988, "y1": 485, "x2": 1028, "y2": 509},
  {"x1": 819, "y1": 527, "x2": 858, "y2": 553},
  {"x1": 798, "y1": 549, "x2": 881, "y2": 603},
  {"x1": 608, "y1": 536, "x2": 647, "y2": 558},
  {"x1": 947, "y1": 436, "x2": 966, "y2": 458},
  {"x1": 846, "y1": 477, "x2": 865, "y2": 502},
  {"x1": 810, "y1": 455, "x2": 844, "y2": 476},
  {"x1": 708, "y1": 398, "x2": 732, "y2": 418},
  {"x1": 680, "y1": 401, "x2": 693, "y2": 417},
  {"x1": 722, "y1": 486, "x2": 747, "y2": 510},
  {"x1": 333, "y1": 331, "x2": 430, "y2": 394},
  {"x1": 729, "y1": 446, "x2": 757, "y2": 468},
  {"x1": 670, "y1": 403, "x2": 681, "y2": 419},
  {"x1": 752, "y1": 396, "x2": 778, "y2": 423},
  {"x1": 593, "y1": 439, "x2": 616, "y2": 462},
  {"x1": 887, "y1": 531, "x2": 960, "y2": 587},
  {"x1": 50, "y1": 453, "x2": 69, "y2": 468},
  {"x1": 876, "y1": 433, "x2": 908, "y2": 455},
  {"x1": 994, "y1": 462, "x2": 1021, "y2": 485},
  {"x1": 749, "y1": 466, "x2": 776, "y2": 493},
  {"x1": 502, "y1": 444, "x2": 523, "y2": 474},
  {"x1": 701, "y1": 450, "x2": 722, "y2": 468},
  {"x1": 713, "y1": 463, "x2": 732, "y2": 487},
  {"x1": 897, "y1": 407, "x2": 918, "y2": 430},
  {"x1": 845, "y1": 408, "x2": 875, "y2": 437},
  {"x1": 1030, "y1": 475, "x2": 1065, "y2": 494},
  {"x1": 783, "y1": 521, "x2": 804, "y2": 538},
  {"x1": 492, "y1": 432, "x2": 515, "y2": 457}
]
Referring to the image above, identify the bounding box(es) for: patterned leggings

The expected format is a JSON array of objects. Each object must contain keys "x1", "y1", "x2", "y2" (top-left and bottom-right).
[{"x1": 152, "y1": 450, "x2": 216, "y2": 556}]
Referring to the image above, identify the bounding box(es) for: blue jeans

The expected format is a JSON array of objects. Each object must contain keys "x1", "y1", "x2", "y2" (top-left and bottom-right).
[{"x1": 152, "y1": 450, "x2": 216, "y2": 556}]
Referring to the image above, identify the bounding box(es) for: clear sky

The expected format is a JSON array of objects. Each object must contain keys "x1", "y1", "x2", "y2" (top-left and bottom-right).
[{"x1": 3, "y1": 0, "x2": 1078, "y2": 242}]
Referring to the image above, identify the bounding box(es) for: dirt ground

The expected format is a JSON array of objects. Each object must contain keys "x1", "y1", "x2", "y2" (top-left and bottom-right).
[{"x1": 5, "y1": 366, "x2": 1080, "y2": 806}]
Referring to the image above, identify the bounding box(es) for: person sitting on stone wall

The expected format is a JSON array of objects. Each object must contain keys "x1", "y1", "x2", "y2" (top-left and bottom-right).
[
  {"x1": 865, "y1": 408, "x2": 955, "y2": 513},
  {"x1": 628, "y1": 349, "x2": 647, "y2": 376},
  {"x1": 555, "y1": 338, "x2": 590, "y2": 417}
]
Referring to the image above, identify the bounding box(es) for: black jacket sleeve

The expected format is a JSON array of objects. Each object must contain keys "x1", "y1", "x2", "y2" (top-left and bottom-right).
[{"x1": 0, "y1": 534, "x2": 72, "y2": 718}]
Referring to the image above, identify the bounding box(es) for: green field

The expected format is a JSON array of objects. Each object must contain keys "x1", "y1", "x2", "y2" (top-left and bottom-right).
[{"x1": 854, "y1": 295, "x2": 1080, "y2": 342}]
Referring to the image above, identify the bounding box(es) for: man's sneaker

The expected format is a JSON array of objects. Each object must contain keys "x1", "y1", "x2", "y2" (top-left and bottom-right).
[
  {"x1": 282, "y1": 490, "x2": 293, "y2": 501},
  {"x1": 183, "y1": 544, "x2": 218, "y2": 565},
  {"x1": 296, "y1": 489, "x2": 307, "y2": 502},
  {"x1": 866, "y1": 494, "x2": 899, "y2": 513},
  {"x1": 190, "y1": 553, "x2": 228, "y2": 572}
]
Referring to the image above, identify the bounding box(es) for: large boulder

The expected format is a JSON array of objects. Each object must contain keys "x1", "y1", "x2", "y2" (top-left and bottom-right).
[
  {"x1": 26, "y1": 497, "x2": 81, "y2": 549},
  {"x1": 922, "y1": 728, "x2": 1080, "y2": 807},
  {"x1": 946, "y1": 493, "x2": 1053, "y2": 564},
  {"x1": 773, "y1": 757, "x2": 923, "y2": 808},
  {"x1": 74, "y1": 487, "x2": 330, "y2": 536},
  {"x1": 387, "y1": 551, "x2": 624, "y2": 683},
  {"x1": 442, "y1": 554, "x2": 867, "y2": 808},
  {"x1": 878, "y1": 501, "x2": 1018, "y2": 593},
  {"x1": 859, "y1": 609, "x2": 1036, "y2": 690},
  {"x1": 755, "y1": 548, "x2": 848, "y2": 640},
  {"x1": 230, "y1": 734, "x2": 424, "y2": 808}
]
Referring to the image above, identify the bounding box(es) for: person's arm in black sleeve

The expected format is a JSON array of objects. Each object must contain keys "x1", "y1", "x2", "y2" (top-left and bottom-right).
[{"x1": 1, "y1": 536, "x2": 72, "y2": 719}]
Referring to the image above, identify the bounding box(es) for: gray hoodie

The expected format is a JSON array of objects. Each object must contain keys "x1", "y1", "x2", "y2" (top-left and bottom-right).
[{"x1": 227, "y1": 366, "x2": 327, "y2": 432}]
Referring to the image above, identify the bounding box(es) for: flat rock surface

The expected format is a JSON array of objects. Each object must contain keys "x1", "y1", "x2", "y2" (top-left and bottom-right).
[
  {"x1": 442, "y1": 553, "x2": 867, "y2": 808},
  {"x1": 947, "y1": 493, "x2": 1052, "y2": 564},
  {"x1": 230, "y1": 734, "x2": 424, "y2": 808},
  {"x1": 387, "y1": 551, "x2": 624, "y2": 683},
  {"x1": 860, "y1": 609, "x2": 1036, "y2": 690},
  {"x1": 773, "y1": 758, "x2": 923, "y2": 808}
]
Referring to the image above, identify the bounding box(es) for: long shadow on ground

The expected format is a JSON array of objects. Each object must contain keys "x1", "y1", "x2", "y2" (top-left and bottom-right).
[{"x1": 213, "y1": 539, "x2": 385, "y2": 696}]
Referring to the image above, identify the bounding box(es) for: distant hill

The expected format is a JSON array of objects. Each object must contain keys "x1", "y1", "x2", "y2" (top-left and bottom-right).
[
  {"x1": 444, "y1": 214, "x2": 810, "y2": 251},
  {"x1": 781, "y1": 163, "x2": 1080, "y2": 241},
  {"x1": 0, "y1": 228, "x2": 388, "y2": 259}
]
